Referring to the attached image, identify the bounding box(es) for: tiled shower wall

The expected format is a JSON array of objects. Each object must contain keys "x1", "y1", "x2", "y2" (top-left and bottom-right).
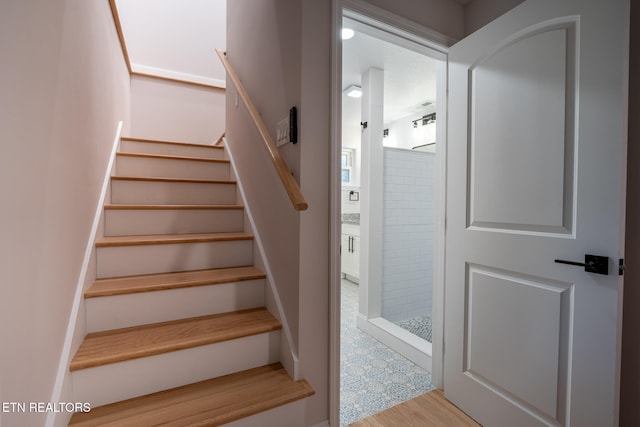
[{"x1": 382, "y1": 148, "x2": 435, "y2": 322}]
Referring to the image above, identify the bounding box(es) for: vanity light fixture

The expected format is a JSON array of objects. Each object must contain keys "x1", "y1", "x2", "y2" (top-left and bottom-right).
[
  {"x1": 412, "y1": 112, "x2": 436, "y2": 128},
  {"x1": 344, "y1": 84, "x2": 362, "y2": 98}
]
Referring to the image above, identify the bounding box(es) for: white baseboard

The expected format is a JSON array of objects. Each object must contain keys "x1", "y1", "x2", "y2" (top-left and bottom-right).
[
  {"x1": 223, "y1": 137, "x2": 300, "y2": 380},
  {"x1": 46, "y1": 122, "x2": 123, "y2": 427}
]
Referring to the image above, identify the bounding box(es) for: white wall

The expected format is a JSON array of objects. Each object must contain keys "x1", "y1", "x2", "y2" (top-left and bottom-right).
[
  {"x1": 118, "y1": 0, "x2": 227, "y2": 144},
  {"x1": 0, "y1": 0, "x2": 130, "y2": 425},
  {"x1": 342, "y1": 97, "x2": 362, "y2": 150},
  {"x1": 226, "y1": 0, "x2": 302, "y2": 339},
  {"x1": 116, "y1": 0, "x2": 227, "y2": 87},
  {"x1": 226, "y1": 1, "x2": 332, "y2": 425},
  {"x1": 384, "y1": 107, "x2": 437, "y2": 151},
  {"x1": 382, "y1": 149, "x2": 435, "y2": 321},
  {"x1": 130, "y1": 75, "x2": 225, "y2": 143},
  {"x1": 341, "y1": 186, "x2": 361, "y2": 214}
]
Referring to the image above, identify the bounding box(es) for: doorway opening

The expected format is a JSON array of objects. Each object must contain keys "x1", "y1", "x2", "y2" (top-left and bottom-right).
[{"x1": 336, "y1": 8, "x2": 448, "y2": 426}]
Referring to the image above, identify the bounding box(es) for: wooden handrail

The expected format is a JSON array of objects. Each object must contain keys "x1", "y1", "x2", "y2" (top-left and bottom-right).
[
  {"x1": 214, "y1": 132, "x2": 225, "y2": 146},
  {"x1": 215, "y1": 49, "x2": 308, "y2": 211}
]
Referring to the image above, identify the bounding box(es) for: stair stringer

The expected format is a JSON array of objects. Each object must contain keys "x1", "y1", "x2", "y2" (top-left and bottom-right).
[
  {"x1": 224, "y1": 137, "x2": 300, "y2": 381},
  {"x1": 45, "y1": 122, "x2": 124, "y2": 427}
]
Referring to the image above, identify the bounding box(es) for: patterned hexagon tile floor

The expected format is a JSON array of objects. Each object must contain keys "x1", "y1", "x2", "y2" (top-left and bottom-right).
[
  {"x1": 394, "y1": 314, "x2": 433, "y2": 343},
  {"x1": 340, "y1": 279, "x2": 434, "y2": 426}
]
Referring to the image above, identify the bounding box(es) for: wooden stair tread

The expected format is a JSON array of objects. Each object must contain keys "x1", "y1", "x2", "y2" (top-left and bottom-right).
[
  {"x1": 111, "y1": 176, "x2": 236, "y2": 184},
  {"x1": 85, "y1": 266, "x2": 266, "y2": 298},
  {"x1": 117, "y1": 152, "x2": 229, "y2": 163},
  {"x1": 121, "y1": 136, "x2": 225, "y2": 150},
  {"x1": 96, "y1": 232, "x2": 253, "y2": 248},
  {"x1": 68, "y1": 363, "x2": 314, "y2": 426},
  {"x1": 70, "y1": 308, "x2": 281, "y2": 371},
  {"x1": 104, "y1": 204, "x2": 244, "y2": 211}
]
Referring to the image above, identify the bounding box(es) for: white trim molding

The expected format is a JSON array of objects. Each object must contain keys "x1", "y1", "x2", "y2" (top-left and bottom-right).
[
  {"x1": 223, "y1": 137, "x2": 300, "y2": 381},
  {"x1": 342, "y1": 0, "x2": 458, "y2": 51},
  {"x1": 357, "y1": 315, "x2": 432, "y2": 371},
  {"x1": 46, "y1": 121, "x2": 123, "y2": 427}
]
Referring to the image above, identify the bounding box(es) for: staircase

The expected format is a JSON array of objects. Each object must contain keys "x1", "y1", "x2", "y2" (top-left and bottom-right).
[{"x1": 68, "y1": 137, "x2": 313, "y2": 426}]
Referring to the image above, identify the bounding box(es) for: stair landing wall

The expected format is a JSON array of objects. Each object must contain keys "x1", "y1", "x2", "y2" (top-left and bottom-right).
[{"x1": 130, "y1": 75, "x2": 225, "y2": 144}]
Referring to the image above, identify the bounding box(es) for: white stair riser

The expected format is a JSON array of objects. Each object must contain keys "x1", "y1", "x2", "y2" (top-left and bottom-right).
[
  {"x1": 72, "y1": 331, "x2": 281, "y2": 407},
  {"x1": 86, "y1": 279, "x2": 266, "y2": 332},
  {"x1": 110, "y1": 180, "x2": 237, "y2": 205},
  {"x1": 104, "y1": 208, "x2": 244, "y2": 235},
  {"x1": 97, "y1": 240, "x2": 253, "y2": 278},
  {"x1": 116, "y1": 155, "x2": 229, "y2": 180},
  {"x1": 222, "y1": 399, "x2": 306, "y2": 427},
  {"x1": 120, "y1": 140, "x2": 225, "y2": 160}
]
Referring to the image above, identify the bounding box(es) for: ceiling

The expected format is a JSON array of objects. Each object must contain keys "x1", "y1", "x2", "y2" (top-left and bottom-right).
[
  {"x1": 115, "y1": 0, "x2": 227, "y2": 86},
  {"x1": 342, "y1": 18, "x2": 439, "y2": 130}
]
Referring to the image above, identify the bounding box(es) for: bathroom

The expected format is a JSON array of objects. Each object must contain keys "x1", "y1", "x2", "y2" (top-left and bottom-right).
[
  {"x1": 339, "y1": 12, "x2": 444, "y2": 425},
  {"x1": 341, "y1": 11, "x2": 439, "y2": 364}
]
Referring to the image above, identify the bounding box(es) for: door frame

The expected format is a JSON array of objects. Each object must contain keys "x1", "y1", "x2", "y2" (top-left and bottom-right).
[{"x1": 329, "y1": 1, "x2": 456, "y2": 424}]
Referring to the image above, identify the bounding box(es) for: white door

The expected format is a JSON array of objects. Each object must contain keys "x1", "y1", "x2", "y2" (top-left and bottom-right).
[{"x1": 444, "y1": 0, "x2": 628, "y2": 426}]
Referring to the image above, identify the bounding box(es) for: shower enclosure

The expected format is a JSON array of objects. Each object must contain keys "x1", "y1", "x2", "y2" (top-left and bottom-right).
[{"x1": 381, "y1": 147, "x2": 435, "y2": 344}]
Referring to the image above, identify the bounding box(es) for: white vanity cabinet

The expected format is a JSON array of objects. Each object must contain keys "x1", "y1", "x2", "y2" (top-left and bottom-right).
[{"x1": 341, "y1": 224, "x2": 360, "y2": 282}]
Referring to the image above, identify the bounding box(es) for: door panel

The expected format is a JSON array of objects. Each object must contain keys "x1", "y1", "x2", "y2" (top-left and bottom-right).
[
  {"x1": 465, "y1": 265, "x2": 572, "y2": 422},
  {"x1": 469, "y1": 20, "x2": 576, "y2": 234},
  {"x1": 445, "y1": 0, "x2": 628, "y2": 426}
]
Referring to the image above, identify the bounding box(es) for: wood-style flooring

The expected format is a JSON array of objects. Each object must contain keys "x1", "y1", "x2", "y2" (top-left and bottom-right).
[{"x1": 348, "y1": 389, "x2": 481, "y2": 427}]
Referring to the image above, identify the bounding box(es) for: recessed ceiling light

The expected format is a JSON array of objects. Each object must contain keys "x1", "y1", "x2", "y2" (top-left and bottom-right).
[
  {"x1": 341, "y1": 28, "x2": 355, "y2": 40},
  {"x1": 344, "y1": 84, "x2": 362, "y2": 98}
]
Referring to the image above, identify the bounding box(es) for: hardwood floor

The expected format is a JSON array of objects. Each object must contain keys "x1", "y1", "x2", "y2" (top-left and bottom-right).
[{"x1": 348, "y1": 389, "x2": 481, "y2": 427}]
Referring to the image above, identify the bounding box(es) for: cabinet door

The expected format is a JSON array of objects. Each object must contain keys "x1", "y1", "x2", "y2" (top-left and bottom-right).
[
  {"x1": 341, "y1": 233, "x2": 354, "y2": 276},
  {"x1": 352, "y1": 235, "x2": 360, "y2": 279},
  {"x1": 341, "y1": 233, "x2": 359, "y2": 280}
]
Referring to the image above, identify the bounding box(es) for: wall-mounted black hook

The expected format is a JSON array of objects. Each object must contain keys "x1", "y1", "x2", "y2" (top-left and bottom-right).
[{"x1": 360, "y1": 121, "x2": 368, "y2": 129}]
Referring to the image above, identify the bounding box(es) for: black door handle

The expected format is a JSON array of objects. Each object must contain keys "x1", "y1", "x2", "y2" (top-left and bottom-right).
[{"x1": 555, "y1": 254, "x2": 609, "y2": 275}]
